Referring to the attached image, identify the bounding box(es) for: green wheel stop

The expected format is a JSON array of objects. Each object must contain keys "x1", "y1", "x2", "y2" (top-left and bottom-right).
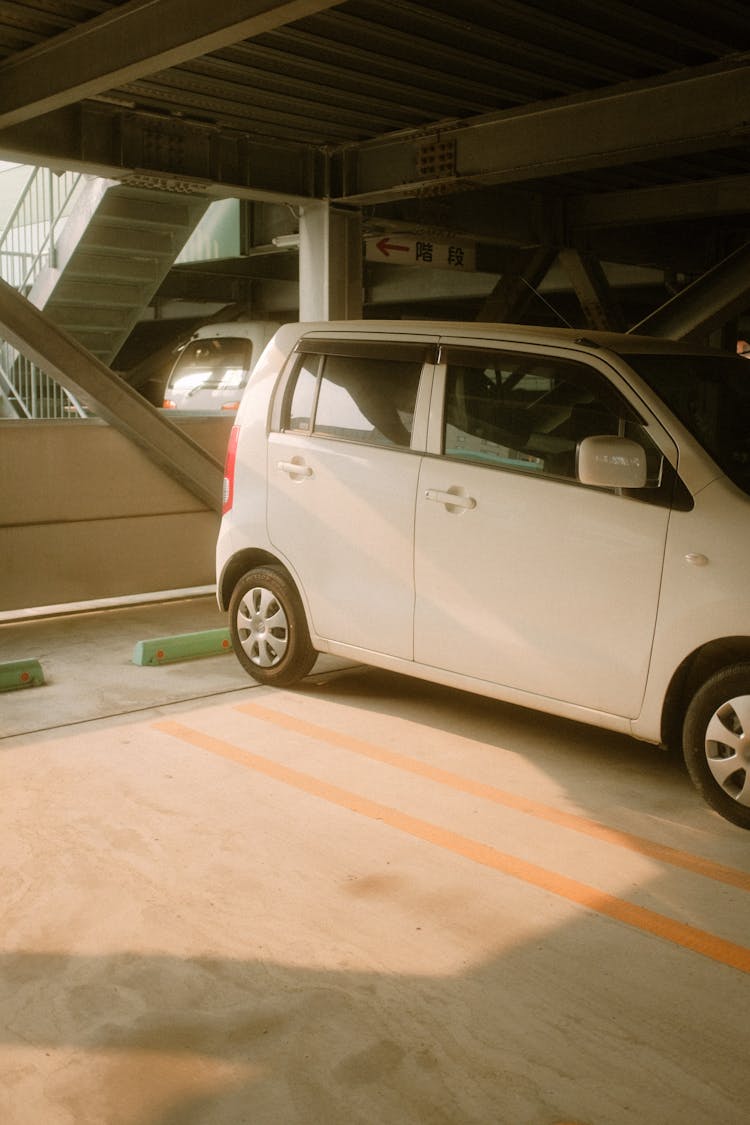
[
  {"x1": 0, "y1": 658, "x2": 45, "y2": 691},
  {"x1": 133, "y1": 628, "x2": 232, "y2": 666}
]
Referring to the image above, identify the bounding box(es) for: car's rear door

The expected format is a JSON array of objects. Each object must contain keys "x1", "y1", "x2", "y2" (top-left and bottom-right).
[{"x1": 267, "y1": 337, "x2": 437, "y2": 659}]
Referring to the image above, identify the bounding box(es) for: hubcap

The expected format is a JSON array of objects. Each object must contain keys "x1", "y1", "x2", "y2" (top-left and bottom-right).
[
  {"x1": 236, "y1": 586, "x2": 289, "y2": 668},
  {"x1": 704, "y1": 694, "x2": 750, "y2": 806}
]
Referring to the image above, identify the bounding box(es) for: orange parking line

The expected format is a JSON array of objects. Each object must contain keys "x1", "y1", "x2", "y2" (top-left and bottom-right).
[
  {"x1": 155, "y1": 718, "x2": 750, "y2": 975},
  {"x1": 235, "y1": 701, "x2": 750, "y2": 893}
]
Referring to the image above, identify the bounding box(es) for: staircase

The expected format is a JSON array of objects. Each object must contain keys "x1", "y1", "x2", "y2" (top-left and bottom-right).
[
  {"x1": 0, "y1": 171, "x2": 209, "y2": 416},
  {"x1": 29, "y1": 180, "x2": 209, "y2": 366}
]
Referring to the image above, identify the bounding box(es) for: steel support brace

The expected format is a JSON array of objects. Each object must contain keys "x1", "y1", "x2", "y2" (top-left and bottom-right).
[
  {"x1": 475, "y1": 246, "x2": 559, "y2": 324},
  {"x1": 558, "y1": 248, "x2": 625, "y2": 332},
  {"x1": 0, "y1": 279, "x2": 223, "y2": 510},
  {"x1": 631, "y1": 241, "x2": 750, "y2": 340}
]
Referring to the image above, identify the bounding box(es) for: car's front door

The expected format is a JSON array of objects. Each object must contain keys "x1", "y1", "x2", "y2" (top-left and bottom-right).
[
  {"x1": 414, "y1": 344, "x2": 673, "y2": 718},
  {"x1": 268, "y1": 338, "x2": 435, "y2": 659}
]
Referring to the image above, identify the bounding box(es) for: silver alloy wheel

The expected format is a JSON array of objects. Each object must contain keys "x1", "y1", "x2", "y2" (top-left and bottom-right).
[
  {"x1": 237, "y1": 585, "x2": 289, "y2": 668},
  {"x1": 704, "y1": 694, "x2": 750, "y2": 807}
]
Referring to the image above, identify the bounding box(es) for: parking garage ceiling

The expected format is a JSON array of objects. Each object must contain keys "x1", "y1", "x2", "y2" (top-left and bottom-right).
[{"x1": 1, "y1": 0, "x2": 750, "y2": 326}]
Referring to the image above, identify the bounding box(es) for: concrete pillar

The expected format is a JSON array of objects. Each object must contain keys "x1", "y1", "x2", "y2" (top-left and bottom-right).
[{"x1": 299, "y1": 201, "x2": 362, "y2": 321}]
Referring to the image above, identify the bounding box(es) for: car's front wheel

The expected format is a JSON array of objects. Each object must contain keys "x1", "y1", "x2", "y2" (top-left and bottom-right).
[
  {"x1": 228, "y1": 566, "x2": 316, "y2": 686},
  {"x1": 683, "y1": 663, "x2": 750, "y2": 829}
]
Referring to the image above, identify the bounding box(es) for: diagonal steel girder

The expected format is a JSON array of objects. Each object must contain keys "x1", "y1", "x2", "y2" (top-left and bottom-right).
[
  {"x1": 475, "y1": 246, "x2": 558, "y2": 324},
  {"x1": 0, "y1": 280, "x2": 223, "y2": 511},
  {"x1": 558, "y1": 248, "x2": 625, "y2": 332},
  {"x1": 0, "y1": 0, "x2": 344, "y2": 130},
  {"x1": 630, "y1": 241, "x2": 750, "y2": 341},
  {"x1": 336, "y1": 58, "x2": 750, "y2": 204}
]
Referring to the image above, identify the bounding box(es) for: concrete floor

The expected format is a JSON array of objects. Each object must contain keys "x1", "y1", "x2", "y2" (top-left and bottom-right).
[{"x1": 1, "y1": 596, "x2": 749, "y2": 1125}]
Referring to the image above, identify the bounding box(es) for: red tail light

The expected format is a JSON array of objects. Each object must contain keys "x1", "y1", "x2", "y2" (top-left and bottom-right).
[{"x1": 222, "y1": 425, "x2": 240, "y2": 514}]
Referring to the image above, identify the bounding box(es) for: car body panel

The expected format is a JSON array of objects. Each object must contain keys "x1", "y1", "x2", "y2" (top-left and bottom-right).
[
  {"x1": 414, "y1": 456, "x2": 669, "y2": 717},
  {"x1": 216, "y1": 319, "x2": 750, "y2": 753},
  {"x1": 267, "y1": 431, "x2": 422, "y2": 658}
]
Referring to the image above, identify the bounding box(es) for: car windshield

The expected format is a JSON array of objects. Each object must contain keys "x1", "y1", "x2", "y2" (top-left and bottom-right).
[
  {"x1": 167, "y1": 338, "x2": 252, "y2": 396},
  {"x1": 625, "y1": 353, "x2": 750, "y2": 497}
]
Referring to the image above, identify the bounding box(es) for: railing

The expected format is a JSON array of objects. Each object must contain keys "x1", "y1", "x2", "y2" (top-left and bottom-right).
[
  {"x1": 0, "y1": 345, "x2": 30, "y2": 418},
  {"x1": 0, "y1": 166, "x2": 88, "y2": 418},
  {"x1": 0, "y1": 340, "x2": 87, "y2": 420},
  {"x1": 0, "y1": 165, "x2": 83, "y2": 291}
]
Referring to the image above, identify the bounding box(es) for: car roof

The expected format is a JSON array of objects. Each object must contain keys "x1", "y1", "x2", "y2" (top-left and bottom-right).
[{"x1": 287, "y1": 320, "x2": 727, "y2": 358}]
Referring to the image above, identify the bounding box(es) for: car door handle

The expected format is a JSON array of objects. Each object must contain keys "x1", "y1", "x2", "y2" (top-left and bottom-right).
[
  {"x1": 277, "y1": 459, "x2": 313, "y2": 478},
  {"x1": 424, "y1": 488, "x2": 476, "y2": 510}
]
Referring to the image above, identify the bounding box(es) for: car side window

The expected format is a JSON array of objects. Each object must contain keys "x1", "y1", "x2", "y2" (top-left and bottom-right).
[
  {"x1": 441, "y1": 347, "x2": 659, "y2": 485},
  {"x1": 283, "y1": 345, "x2": 425, "y2": 448}
]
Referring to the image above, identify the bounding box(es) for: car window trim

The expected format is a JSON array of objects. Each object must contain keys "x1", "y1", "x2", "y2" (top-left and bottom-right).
[
  {"x1": 294, "y1": 339, "x2": 439, "y2": 364},
  {"x1": 436, "y1": 344, "x2": 644, "y2": 425},
  {"x1": 274, "y1": 345, "x2": 437, "y2": 452}
]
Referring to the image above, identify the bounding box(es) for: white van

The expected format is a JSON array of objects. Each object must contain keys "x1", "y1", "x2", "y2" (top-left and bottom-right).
[
  {"x1": 162, "y1": 321, "x2": 280, "y2": 412},
  {"x1": 216, "y1": 320, "x2": 750, "y2": 828}
]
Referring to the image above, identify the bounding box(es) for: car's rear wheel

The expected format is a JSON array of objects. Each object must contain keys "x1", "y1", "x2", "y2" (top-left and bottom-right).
[
  {"x1": 682, "y1": 663, "x2": 750, "y2": 829},
  {"x1": 229, "y1": 566, "x2": 316, "y2": 686}
]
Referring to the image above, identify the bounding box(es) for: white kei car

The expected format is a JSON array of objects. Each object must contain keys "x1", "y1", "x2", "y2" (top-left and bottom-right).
[{"x1": 216, "y1": 321, "x2": 750, "y2": 829}]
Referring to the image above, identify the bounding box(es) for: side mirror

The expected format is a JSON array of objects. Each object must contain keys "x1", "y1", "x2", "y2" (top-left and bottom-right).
[{"x1": 577, "y1": 435, "x2": 648, "y2": 489}]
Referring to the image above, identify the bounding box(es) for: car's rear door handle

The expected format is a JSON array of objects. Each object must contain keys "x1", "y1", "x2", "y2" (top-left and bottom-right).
[
  {"x1": 425, "y1": 488, "x2": 476, "y2": 510},
  {"x1": 277, "y1": 459, "x2": 312, "y2": 478}
]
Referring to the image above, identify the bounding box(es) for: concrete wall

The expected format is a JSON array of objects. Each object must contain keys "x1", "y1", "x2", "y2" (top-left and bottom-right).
[{"x1": 0, "y1": 416, "x2": 233, "y2": 611}]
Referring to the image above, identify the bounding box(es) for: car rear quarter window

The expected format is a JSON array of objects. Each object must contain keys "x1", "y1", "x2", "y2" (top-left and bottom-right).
[
  {"x1": 281, "y1": 341, "x2": 432, "y2": 448},
  {"x1": 313, "y1": 355, "x2": 421, "y2": 446}
]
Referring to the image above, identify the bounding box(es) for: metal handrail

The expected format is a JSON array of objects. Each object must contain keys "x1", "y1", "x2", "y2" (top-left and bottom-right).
[
  {"x1": 0, "y1": 166, "x2": 88, "y2": 418},
  {"x1": 0, "y1": 345, "x2": 32, "y2": 418},
  {"x1": 0, "y1": 165, "x2": 84, "y2": 291},
  {"x1": 0, "y1": 165, "x2": 35, "y2": 270},
  {"x1": 0, "y1": 338, "x2": 88, "y2": 420}
]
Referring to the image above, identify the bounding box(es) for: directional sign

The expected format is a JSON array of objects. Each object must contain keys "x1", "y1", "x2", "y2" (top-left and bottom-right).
[{"x1": 366, "y1": 235, "x2": 476, "y2": 270}]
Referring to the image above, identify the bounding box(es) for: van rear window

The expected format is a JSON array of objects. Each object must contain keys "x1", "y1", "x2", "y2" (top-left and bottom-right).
[{"x1": 167, "y1": 337, "x2": 252, "y2": 396}]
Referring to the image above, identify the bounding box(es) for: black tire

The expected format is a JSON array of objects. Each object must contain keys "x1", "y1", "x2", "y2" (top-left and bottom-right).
[
  {"x1": 682, "y1": 662, "x2": 750, "y2": 829},
  {"x1": 228, "y1": 566, "x2": 317, "y2": 687}
]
